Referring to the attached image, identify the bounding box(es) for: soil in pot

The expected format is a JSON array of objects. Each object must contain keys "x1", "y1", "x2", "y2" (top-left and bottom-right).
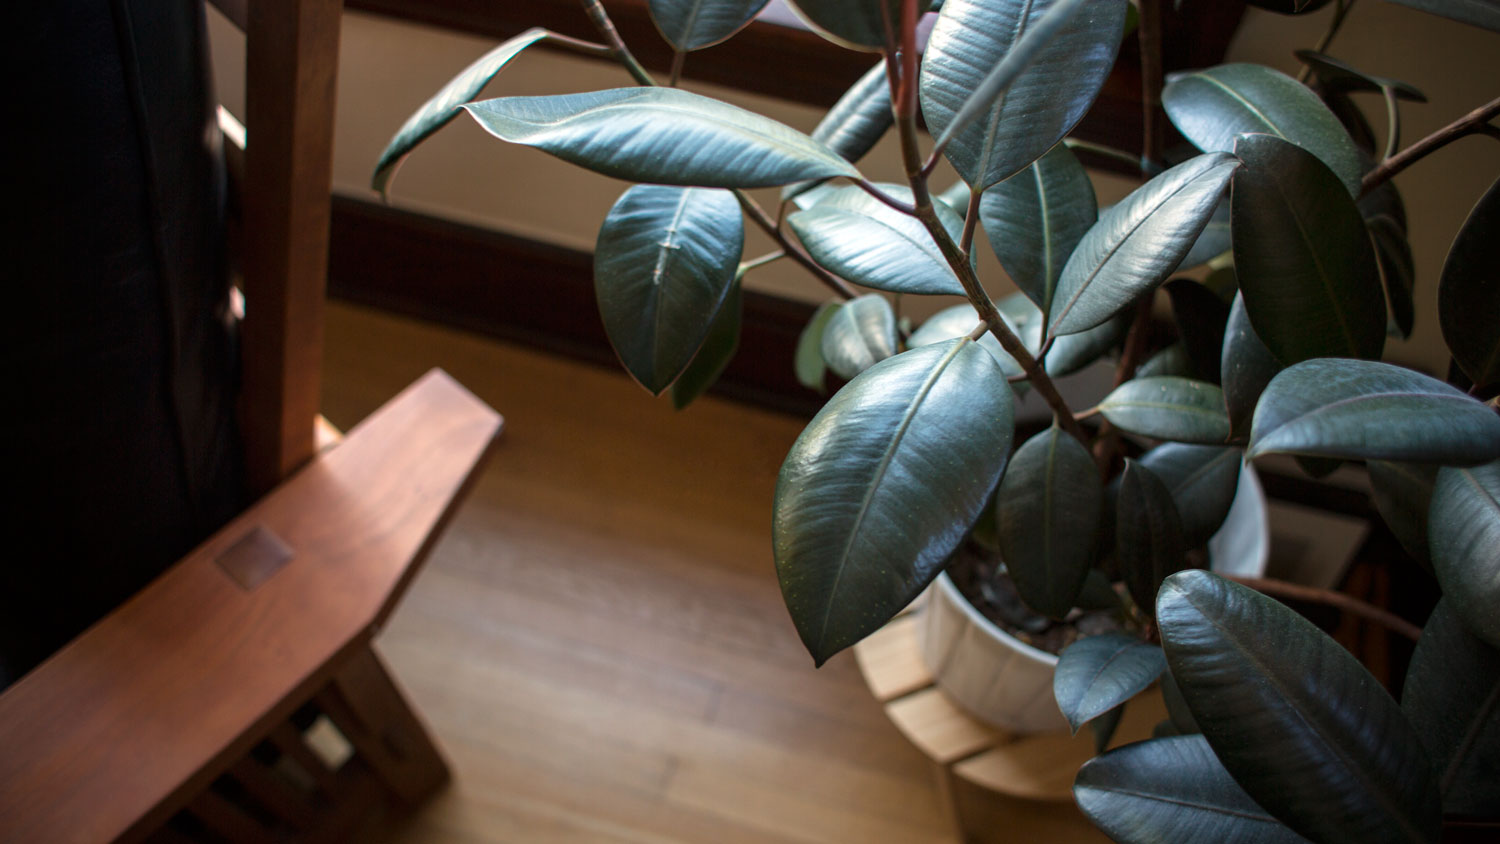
[{"x1": 944, "y1": 541, "x2": 1175, "y2": 655}]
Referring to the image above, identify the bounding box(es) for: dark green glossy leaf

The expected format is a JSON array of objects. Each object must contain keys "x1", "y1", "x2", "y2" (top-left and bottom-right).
[
  {"x1": 1049, "y1": 154, "x2": 1238, "y2": 338},
  {"x1": 1431, "y1": 460, "x2": 1500, "y2": 649},
  {"x1": 1098, "y1": 377, "x2": 1231, "y2": 445},
  {"x1": 1369, "y1": 214, "x2": 1416, "y2": 340},
  {"x1": 774, "y1": 340, "x2": 1015, "y2": 664},
  {"x1": 1247, "y1": 359, "x2": 1500, "y2": 463},
  {"x1": 463, "y1": 88, "x2": 859, "y2": 188},
  {"x1": 1231, "y1": 134, "x2": 1386, "y2": 364},
  {"x1": 996, "y1": 424, "x2": 1102, "y2": 619},
  {"x1": 1221, "y1": 293, "x2": 1281, "y2": 440},
  {"x1": 1439, "y1": 177, "x2": 1500, "y2": 388},
  {"x1": 921, "y1": 0, "x2": 1128, "y2": 191},
  {"x1": 1075, "y1": 735, "x2": 1308, "y2": 844},
  {"x1": 373, "y1": 28, "x2": 549, "y2": 196},
  {"x1": 1140, "y1": 443, "x2": 1243, "y2": 548},
  {"x1": 795, "y1": 302, "x2": 842, "y2": 392},
  {"x1": 1089, "y1": 703, "x2": 1125, "y2": 754},
  {"x1": 783, "y1": 0, "x2": 901, "y2": 50},
  {"x1": 909, "y1": 304, "x2": 1024, "y2": 379},
  {"x1": 979, "y1": 143, "x2": 1097, "y2": 315},
  {"x1": 1401, "y1": 599, "x2": 1500, "y2": 815},
  {"x1": 671, "y1": 280, "x2": 742, "y2": 408},
  {"x1": 1045, "y1": 313, "x2": 1129, "y2": 378},
  {"x1": 1076, "y1": 569, "x2": 1122, "y2": 611},
  {"x1": 1383, "y1": 0, "x2": 1500, "y2": 33},
  {"x1": 1163, "y1": 63, "x2": 1363, "y2": 196},
  {"x1": 1173, "y1": 198, "x2": 1232, "y2": 273},
  {"x1": 783, "y1": 62, "x2": 893, "y2": 203},
  {"x1": 1368, "y1": 460, "x2": 1436, "y2": 570},
  {"x1": 1324, "y1": 89, "x2": 1379, "y2": 155},
  {"x1": 1158, "y1": 570, "x2": 1442, "y2": 844},
  {"x1": 1166, "y1": 279, "x2": 1231, "y2": 384},
  {"x1": 1294, "y1": 50, "x2": 1427, "y2": 101},
  {"x1": 1117, "y1": 460, "x2": 1188, "y2": 614},
  {"x1": 820, "y1": 294, "x2": 897, "y2": 380},
  {"x1": 594, "y1": 185, "x2": 744, "y2": 394},
  {"x1": 788, "y1": 185, "x2": 968, "y2": 296},
  {"x1": 648, "y1": 0, "x2": 771, "y2": 51},
  {"x1": 1137, "y1": 343, "x2": 1194, "y2": 379},
  {"x1": 1160, "y1": 668, "x2": 1201, "y2": 735},
  {"x1": 1055, "y1": 633, "x2": 1166, "y2": 731}
]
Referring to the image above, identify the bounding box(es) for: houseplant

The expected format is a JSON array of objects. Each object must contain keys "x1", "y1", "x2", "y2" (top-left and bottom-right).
[{"x1": 374, "y1": 0, "x2": 1500, "y2": 841}]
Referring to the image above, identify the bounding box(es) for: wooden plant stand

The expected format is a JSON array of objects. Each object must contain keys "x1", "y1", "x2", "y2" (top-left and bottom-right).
[{"x1": 853, "y1": 608, "x2": 1167, "y2": 844}]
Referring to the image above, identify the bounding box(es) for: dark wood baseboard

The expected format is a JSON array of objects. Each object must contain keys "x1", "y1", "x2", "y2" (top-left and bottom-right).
[{"x1": 327, "y1": 194, "x2": 828, "y2": 417}]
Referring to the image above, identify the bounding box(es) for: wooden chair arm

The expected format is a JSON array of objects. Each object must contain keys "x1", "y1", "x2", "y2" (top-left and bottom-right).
[{"x1": 0, "y1": 369, "x2": 501, "y2": 843}]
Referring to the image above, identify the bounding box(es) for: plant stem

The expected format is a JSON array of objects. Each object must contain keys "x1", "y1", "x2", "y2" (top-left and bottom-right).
[
  {"x1": 1225, "y1": 575, "x2": 1423, "y2": 642},
  {"x1": 960, "y1": 189, "x2": 982, "y2": 255},
  {"x1": 538, "y1": 31, "x2": 617, "y2": 59},
  {"x1": 889, "y1": 0, "x2": 1085, "y2": 444},
  {"x1": 1136, "y1": 0, "x2": 1165, "y2": 175},
  {"x1": 735, "y1": 192, "x2": 859, "y2": 300},
  {"x1": 578, "y1": 0, "x2": 854, "y2": 301},
  {"x1": 580, "y1": 0, "x2": 655, "y2": 85},
  {"x1": 1381, "y1": 84, "x2": 1401, "y2": 161},
  {"x1": 853, "y1": 178, "x2": 918, "y2": 215},
  {"x1": 1361, "y1": 95, "x2": 1500, "y2": 196},
  {"x1": 740, "y1": 249, "x2": 786, "y2": 274},
  {"x1": 1064, "y1": 137, "x2": 1151, "y2": 173},
  {"x1": 1091, "y1": 296, "x2": 1154, "y2": 472},
  {"x1": 1296, "y1": 0, "x2": 1356, "y2": 84},
  {"x1": 668, "y1": 48, "x2": 685, "y2": 87}
]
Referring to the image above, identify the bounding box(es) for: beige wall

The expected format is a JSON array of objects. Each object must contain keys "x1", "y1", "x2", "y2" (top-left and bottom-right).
[{"x1": 209, "y1": 4, "x2": 1498, "y2": 374}]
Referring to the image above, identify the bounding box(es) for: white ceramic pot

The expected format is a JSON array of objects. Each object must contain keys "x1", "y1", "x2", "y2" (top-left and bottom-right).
[{"x1": 917, "y1": 465, "x2": 1270, "y2": 734}]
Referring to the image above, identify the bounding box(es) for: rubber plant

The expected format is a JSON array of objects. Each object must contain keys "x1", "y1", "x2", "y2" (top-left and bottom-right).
[{"x1": 376, "y1": 0, "x2": 1500, "y2": 840}]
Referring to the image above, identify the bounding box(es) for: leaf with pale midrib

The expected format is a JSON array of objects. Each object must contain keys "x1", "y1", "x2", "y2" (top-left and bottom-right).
[
  {"x1": 1231, "y1": 134, "x2": 1385, "y2": 365},
  {"x1": 1048, "y1": 153, "x2": 1238, "y2": 339},
  {"x1": 1401, "y1": 599, "x2": 1500, "y2": 816},
  {"x1": 774, "y1": 340, "x2": 1014, "y2": 665},
  {"x1": 648, "y1": 0, "x2": 771, "y2": 51},
  {"x1": 1163, "y1": 63, "x2": 1363, "y2": 196},
  {"x1": 594, "y1": 185, "x2": 744, "y2": 395},
  {"x1": 1158, "y1": 570, "x2": 1442, "y2": 844},
  {"x1": 920, "y1": 0, "x2": 1128, "y2": 191},
  {"x1": 1075, "y1": 734, "x2": 1308, "y2": 844},
  {"x1": 464, "y1": 88, "x2": 859, "y2": 188},
  {"x1": 1247, "y1": 359, "x2": 1500, "y2": 463},
  {"x1": 373, "y1": 28, "x2": 550, "y2": 196}
]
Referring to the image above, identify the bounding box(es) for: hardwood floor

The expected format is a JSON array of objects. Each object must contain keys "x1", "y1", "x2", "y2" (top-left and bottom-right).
[{"x1": 320, "y1": 303, "x2": 956, "y2": 843}]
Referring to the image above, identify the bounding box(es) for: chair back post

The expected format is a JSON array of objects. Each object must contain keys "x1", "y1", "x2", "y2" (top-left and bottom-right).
[{"x1": 240, "y1": 0, "x2": 343, "y2": 495}]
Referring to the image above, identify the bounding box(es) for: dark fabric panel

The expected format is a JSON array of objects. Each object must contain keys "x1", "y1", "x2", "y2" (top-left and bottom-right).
[{"x1": 0, "y1": 1, "x2": 242, "y2": 683}]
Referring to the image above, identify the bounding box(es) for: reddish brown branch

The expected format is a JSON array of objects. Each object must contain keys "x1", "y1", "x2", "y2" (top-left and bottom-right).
[{"x1": 1226, "y1": 576, "x2": 1423, "y2": 643}]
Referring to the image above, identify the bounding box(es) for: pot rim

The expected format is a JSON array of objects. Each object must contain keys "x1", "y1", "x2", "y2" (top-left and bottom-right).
[{"x1": 930, "y1": 463, "x2": 1271, "y2": 668}]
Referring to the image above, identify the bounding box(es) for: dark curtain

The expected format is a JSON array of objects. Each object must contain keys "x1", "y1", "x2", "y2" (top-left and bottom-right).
[{"x1": 0, "y1": 0, "x2": 244, "y2": 684}]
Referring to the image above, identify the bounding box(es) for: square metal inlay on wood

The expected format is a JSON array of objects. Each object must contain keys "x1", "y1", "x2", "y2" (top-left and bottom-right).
[{"x1": 215, "y1": 525, "x2": 295, "y2": 591}]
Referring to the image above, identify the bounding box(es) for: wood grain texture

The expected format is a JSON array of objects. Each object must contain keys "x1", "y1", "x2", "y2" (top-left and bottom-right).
[
  {"x1": 317, "y1": 303, "x2": 961, "y2": 843},
  {"x1": 0, "y1": 369, "x2": 501, "y2": 843},
  {"x1": 239, "y1": 0, "x2": 343, "y2": 494}
]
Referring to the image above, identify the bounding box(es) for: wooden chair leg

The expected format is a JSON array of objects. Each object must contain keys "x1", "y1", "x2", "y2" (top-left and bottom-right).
[{"x1": 316, "y1": 644, "x2": 450, "y2": 805}]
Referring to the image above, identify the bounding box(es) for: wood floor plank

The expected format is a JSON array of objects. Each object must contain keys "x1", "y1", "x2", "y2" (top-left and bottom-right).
[{"x1": 318, "y1": 303, "x2": 972, "y2": 843}]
